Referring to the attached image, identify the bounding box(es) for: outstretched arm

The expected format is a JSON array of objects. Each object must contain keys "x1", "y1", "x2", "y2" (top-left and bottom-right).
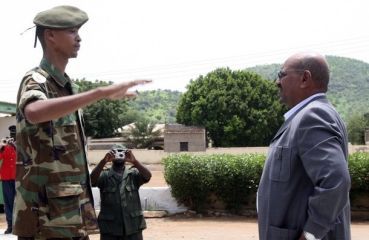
[{"x1": 25, "y1": 79, "x2": 151, "y2": 124}]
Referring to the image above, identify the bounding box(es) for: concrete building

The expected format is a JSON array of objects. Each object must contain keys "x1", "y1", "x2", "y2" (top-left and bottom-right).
[
  {"x1": 164, "y1": 124, "x2": 206, "y2": 152},
  {"x1": 365, "y1": 129, "x2": 369, "y2": 145}
]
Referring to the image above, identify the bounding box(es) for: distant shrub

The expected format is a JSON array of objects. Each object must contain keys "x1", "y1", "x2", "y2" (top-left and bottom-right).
[
  {"x1": 349, "y1": 152, "x2": 369, "y2": 192},
  {"x1": 163, "y1": 153, "x2": 265, "y2": 212}
]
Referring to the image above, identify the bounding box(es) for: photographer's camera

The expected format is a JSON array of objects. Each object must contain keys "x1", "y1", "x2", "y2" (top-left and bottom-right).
[
  {"x1": 112, "y1": 148, "x2": 128, "y2": 161},
  {"x1": 1, "y1": 137, "x2": 13, "y2": 145}
]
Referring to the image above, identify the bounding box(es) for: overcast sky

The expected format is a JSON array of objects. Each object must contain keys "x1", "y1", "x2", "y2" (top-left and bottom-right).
[{"x1": 1, "y1": 0, "x2": 369, "y2": 103}]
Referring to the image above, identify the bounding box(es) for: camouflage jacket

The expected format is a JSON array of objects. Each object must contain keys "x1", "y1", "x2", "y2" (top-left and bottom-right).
[
  {"x1": 13, "y1": 58, "x2": 97, "y2": 238},
  {"x1": 96, "y1": 167, "x2": 148, "y2": 236}
]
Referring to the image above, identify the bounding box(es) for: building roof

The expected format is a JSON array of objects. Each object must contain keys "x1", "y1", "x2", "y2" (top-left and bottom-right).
[
  {"x1": 164, "y1": 123, "x2": 205, "y2": 134},
  {"x1": 0, "y1": 101, "x2": 16, "y2": 115}
]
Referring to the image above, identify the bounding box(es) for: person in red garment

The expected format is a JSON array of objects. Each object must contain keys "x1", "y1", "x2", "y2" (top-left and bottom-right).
[{"x1": 0, "y1": 125, "x2": 16, "y2": 234}]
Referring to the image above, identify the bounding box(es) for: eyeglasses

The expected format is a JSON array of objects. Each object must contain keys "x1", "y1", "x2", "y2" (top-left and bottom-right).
[{"x1": 277, "y1": 69, "x2": 305, "y2": 79}]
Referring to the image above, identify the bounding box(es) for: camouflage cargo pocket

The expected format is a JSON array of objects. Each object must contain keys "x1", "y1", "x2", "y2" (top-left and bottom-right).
[{"x1": 45, "y1": 183, "x2": 84, "y2": 226}]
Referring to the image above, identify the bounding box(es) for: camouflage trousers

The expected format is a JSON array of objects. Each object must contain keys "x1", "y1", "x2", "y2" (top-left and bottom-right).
[{"x1": 18, "y1": 236, "x2": 90, "y2": 240}]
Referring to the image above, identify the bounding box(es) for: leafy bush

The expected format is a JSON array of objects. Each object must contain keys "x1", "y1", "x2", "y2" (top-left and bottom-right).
[
  {"x1": 163, "y1": 154, "x2": 212, "y2": 211},
  {"x1": 164, "y1": 152, "x2": 369, "y2": 212},
  {"x1": 349, "y1": 152, "x2": 369, "y2": 192},
  {"x1": 163, "y1": 153, "x2": 265, "y2": 212}
]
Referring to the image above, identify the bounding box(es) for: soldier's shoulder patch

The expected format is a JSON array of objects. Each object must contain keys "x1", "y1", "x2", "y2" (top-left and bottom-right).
[{"x1": 32, "y1": 71, "x2": 47, "y2": 83}]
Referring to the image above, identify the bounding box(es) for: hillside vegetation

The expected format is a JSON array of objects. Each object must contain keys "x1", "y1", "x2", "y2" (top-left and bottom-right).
[
  {"x1": 247, "y1": 55, "x2": 369, "y2": 121},
  {"x1": 131, "y1": 56, "x2": 369, "y2": 123},
  {"x1": 128, "y1": 89, "x2": 182, "y2": 123}
]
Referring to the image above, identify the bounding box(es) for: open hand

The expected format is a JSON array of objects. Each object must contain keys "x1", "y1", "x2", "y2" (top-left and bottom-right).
[{"x1": 105, "y1": 79, "x2": 152, "y2": 100}]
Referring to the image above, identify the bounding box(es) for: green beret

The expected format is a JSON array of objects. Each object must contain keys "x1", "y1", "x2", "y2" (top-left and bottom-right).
[{"x1": 33, "y1": 5, "x2": 88, "y2": 29}]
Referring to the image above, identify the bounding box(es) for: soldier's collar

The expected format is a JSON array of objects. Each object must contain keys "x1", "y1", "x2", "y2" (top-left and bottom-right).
[
  {"x1": 40, "y1": 58, "x2": 71, "y2": 87},
  {"x1": 122, "y1": 167, "x2": 129, "y2": 180},
  {"x1": 108, "y1": 166, "x2": 129, "y2": 179}
]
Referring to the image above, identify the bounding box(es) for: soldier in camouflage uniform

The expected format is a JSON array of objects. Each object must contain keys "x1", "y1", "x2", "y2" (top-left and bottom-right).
[{"x1": 14, "y1": 5, "x2": 151, "y2": 240}]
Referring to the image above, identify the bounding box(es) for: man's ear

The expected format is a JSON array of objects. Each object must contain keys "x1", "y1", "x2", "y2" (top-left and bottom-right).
[
  {"x1": 44, "y1": 29, "x2": 56, "y2": 45},
  {"x1": 300, "y1": 70, "x2": 312, "y2": 89}
]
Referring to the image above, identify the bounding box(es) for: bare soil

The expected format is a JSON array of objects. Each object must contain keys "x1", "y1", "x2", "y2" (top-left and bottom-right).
[
  {"x1": 88, "y1": 161, "x2": 369, "y2": 240},
  {"x1": 2, "y1": 152, "x2": 369, "y2": 239},
  {"x1": 1, "y1": 214, "x2": 369, "y2": 240},
  {"x1": 144, "y1": 164, "x2": 167, "y2": 187}
]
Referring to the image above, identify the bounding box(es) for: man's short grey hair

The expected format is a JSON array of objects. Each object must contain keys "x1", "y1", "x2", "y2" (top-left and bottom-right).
[{"x1": 294, "y1": 55, "x2": 330, "y2": 89}]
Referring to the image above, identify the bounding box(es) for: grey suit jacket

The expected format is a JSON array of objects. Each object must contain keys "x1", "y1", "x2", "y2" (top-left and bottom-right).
[{"x1": 257, "y1": 96, "x2": 351, "y2": 240}]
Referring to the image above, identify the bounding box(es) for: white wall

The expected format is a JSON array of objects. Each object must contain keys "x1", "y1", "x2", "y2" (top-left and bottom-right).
[
  {"x1": 87, "y1": 145, "x2": 369, "y2": 166},
  {"x1": 92, "y1": 186, "x2": 187, "y2": 215}
]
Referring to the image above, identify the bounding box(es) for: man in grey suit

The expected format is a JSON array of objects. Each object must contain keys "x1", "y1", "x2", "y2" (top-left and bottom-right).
[{"x1": 257, "y1": 52, "x2": 351, "y2": 240}]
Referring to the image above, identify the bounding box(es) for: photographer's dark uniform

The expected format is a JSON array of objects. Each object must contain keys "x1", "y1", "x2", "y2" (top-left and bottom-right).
[
  {"x1": 92, "y1": 147, "x2": 150, "y2": 240},
  {"x1": 97, "y1": 167, "x2": 148, "y2": 240}
]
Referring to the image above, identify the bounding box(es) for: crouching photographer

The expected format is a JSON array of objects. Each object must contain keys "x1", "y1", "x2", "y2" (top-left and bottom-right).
[{"x1": 91, "y1": 144, "x2": 152, "y2": 240}]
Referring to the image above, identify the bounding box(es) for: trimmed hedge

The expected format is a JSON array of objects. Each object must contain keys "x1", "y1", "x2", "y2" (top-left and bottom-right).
[
  {"x1": 163, "y1": 152, "x2": 369, "y2": 212},
  {"x1": 163, "y1": 153, "x2": 265, "y2": 212},
  {"x1": 349, "y1": 152, "x2": 369, "y2": 192}
]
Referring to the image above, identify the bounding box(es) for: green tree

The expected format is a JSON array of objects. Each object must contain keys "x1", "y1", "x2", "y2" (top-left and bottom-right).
[
  {"x1": 75, "y1": 79, "x2": 131, "y2": 138},
  {"x1": 122, "y1": 117, "x2": 161, "y2": 149},
  {"x1": 176, "y1": 68, "x2": 285, "y2": 147},
  {"x1": 347, "y1": 113, "x2": 369, "y2": 144}
]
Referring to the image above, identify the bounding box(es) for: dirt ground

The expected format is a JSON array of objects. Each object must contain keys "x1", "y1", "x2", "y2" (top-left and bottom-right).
[
  {"x1": 142, "y1": 217, "x2": 369, "y2": 240},
  {"x1": 1, "y1": 162, "x2": 369, "y2": 239},
  {"x1": 1, "y1": 214, "x2": 369, "y2": 240},
  {"x1": 144, "y1": 164, "x2": 167, "y2": 187}
]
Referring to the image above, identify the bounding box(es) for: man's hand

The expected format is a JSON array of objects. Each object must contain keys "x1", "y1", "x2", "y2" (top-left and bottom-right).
[
  {"x1": 104, "y1": 79, "x2": 152, "y2": 100},
  {"x1": 124, "y1": 150, "x2": 137, "y2": 165},
  {"x1": 103, "y1": 151, "x2": 115, "y2": 163},
  {"x1": 123, "y1": 150, "x2": 152, "y2": 181},
  {"x1": 91, "y1": 150, "x2": 115, "y2": 186}
]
